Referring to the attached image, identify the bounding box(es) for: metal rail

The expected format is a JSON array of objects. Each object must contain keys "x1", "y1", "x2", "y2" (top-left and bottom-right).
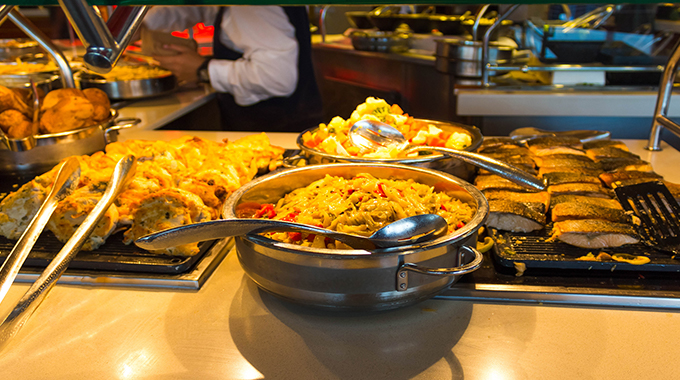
[
  {"x1": 647, "y1": 38, "x2": 680, "y2": 151},
  {"x1": 7, "y1": 9, "x2": 74, "y2": 88}
]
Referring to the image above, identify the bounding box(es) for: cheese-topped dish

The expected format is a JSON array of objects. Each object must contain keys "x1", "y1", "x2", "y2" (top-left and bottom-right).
[{"x1": 0, "y1": 134, "x2": 285, "y2": 256}]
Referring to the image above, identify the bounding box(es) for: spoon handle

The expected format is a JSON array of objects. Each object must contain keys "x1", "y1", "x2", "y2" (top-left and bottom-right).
[
  {"x1": 408, "y1": 146, "x2": 546, "y2": 191},
  {"x1": 135, "y1": 219, "x2": 377, "y2": 251}
]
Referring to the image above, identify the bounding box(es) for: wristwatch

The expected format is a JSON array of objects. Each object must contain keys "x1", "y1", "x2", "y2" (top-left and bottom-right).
[{"x1": 197, "y1": 58, "x2": 211, "y2": 84}]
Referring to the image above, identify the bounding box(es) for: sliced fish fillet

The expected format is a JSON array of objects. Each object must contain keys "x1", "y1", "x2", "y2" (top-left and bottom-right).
[
  {"x1": 548, "y1": 183, "x2": 612, "y2": 198},
  {"x1": 551, "y1": 202, "x2": 630, "y2": 223},
  {"x1": 599, "y1": 171, "x2": 663, "y2": 188},
  {"x1": 483, "y1": 190, "x2": 550, "y2": 212},
  {"x1": 583, "y1": 140, "x2": 629, "y2": 151},
  {"x1": 543, "y1": 172, "x2": 601, "y2": 186},
  {"x1": 549, "y1": 194, "x2": 622, "y2": 210},
  {"x1": 486, "y1": 199, "x2": 546, "y2": 233},
  {"x1": 551, "y1": 219, "x2": 639, "y2": 248},
  {"x1": 475, "y1": 175, "x2": 541, "y2": 193}
]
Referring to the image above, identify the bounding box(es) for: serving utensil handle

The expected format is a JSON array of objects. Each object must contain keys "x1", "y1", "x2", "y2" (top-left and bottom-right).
[
  {"x1": 396, "y1": 245, "x2": 483, "y2": 291},
  {"x1": 407, "y1": 146, "x2": 546, "y2": 191},
  {"x1": 0, "y1": 155, "x2": 136, "y2": 351},
  {"x1": 0, "y1": 157, "x2": 80, "y2": 307}
]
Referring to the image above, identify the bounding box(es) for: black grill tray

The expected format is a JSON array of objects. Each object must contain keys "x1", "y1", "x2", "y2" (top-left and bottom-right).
[
  {"x1": 0, "y1": 232, "x2": 213, "y2": 274},
  {"x1": 490, "y1": 224, "x2": 680, "y2": 274}
]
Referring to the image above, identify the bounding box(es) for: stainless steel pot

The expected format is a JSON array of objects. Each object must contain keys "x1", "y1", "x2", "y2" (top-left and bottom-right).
[
  {"x1": 0, "y1": 110, "x2": 140, "y2": 174},
  {"x1": 289, "y1": 119, "x2": 483, "y2": 181},
  {"x1": 222, "y1": 163, "x2": 488, "y2": 311},
  {"x1": 76, "y1": 71, "x2": 178, "y2": 100},
  {"x1": 434, "y1": 39, "x2": 514, "y2": 77}
]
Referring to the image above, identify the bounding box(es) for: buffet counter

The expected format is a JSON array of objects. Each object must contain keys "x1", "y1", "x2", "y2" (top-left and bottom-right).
[
  {"x1": 0, "y1": 131, "x2": 679, "y2": 379},
  {"x1": 115, "y1": 86, "x2": 216, "y2": 131}
]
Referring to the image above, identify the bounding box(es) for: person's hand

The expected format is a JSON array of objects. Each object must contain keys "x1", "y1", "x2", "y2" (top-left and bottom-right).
[{"x1": 153, "y1": 44, "x2": 205, "y2": 84}]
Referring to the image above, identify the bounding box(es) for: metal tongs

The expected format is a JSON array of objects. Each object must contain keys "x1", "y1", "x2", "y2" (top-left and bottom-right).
[{"x1": 0, "y1": 155, "x2": 136, "y2": 350}]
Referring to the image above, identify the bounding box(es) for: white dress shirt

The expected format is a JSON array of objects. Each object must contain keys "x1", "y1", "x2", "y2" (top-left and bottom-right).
[{"x1": 143, "y1": 6, "x2": 299, "y2": 106}]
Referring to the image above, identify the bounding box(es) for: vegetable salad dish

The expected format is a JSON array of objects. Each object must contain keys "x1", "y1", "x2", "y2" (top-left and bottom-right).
[
  {"x1": 301, "y1": 97, "x2": 472, "y2": 158},
  {"x1": 239, "y1": 173, "x2": 476, "y2": 249}
]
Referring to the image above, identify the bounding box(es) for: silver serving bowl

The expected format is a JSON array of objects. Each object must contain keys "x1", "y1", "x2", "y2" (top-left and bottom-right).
[
  {"x1": 0, "y1": 110, "x2": 140, "y2": 175},
  {"x1": 291, "y1": 119, "x2": 483, "y2": 181},
  {"x1": 222, "y1": 163, "x2": 489, "y2": 311}
]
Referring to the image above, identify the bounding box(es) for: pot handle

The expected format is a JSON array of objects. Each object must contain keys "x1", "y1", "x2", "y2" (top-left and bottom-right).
[
  {"x1": 396, "y1": 245, "x2": 483, "y2": 291},
  {"x1": 281, "y1": 154, "x2": 308, "y2": 168},
  {"x1": 104, "y1": 117, "x2": 141, "y2": 143}
]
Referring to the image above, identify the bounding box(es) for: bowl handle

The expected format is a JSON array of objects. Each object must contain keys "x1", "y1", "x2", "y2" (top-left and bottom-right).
[
  {"x1": 396, "y1": 245, "x2": 483, "y2": 291},
  {"x1": 104, "y1": 117, "x2": 141, "y2": 143}
]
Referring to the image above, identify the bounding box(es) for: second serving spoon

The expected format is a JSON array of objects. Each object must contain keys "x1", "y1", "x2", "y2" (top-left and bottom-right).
[
  {"x1": 135, "y1": 213, "x2": 449, "y2": 252},
  {"x1": 349, "y1": 119, "x2": 546, "y2": 191}
]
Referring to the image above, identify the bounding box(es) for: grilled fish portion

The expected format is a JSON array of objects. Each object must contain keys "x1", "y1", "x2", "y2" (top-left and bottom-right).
[
  {"x1": 583, "y1": 140, "x2": 629, "y2": 151},
  {"x1": 484, "y1": 153, "x2": 536, "y2": 169},
  {"x1": 549, "y1": 194, "x2": 622, "y2": 210},
  {"x1": 478, "y1": 137, "x2": 515, "y2": 151},
  {"x1": 484, "y1": 190, "x2": 550, "y2": 212},
  {"x1": 599, "y1": 171, "x2": 663, "y2": 188},
  {"x1": 479, "y1": 145, "x2": 531, "y2": 156},
  {"x1": 586, "y1": 146, "x2": 639, "y2": 161},
  {"x1": 486, "y1": 199, "x2": 546, "y2": 233},
  {"x1": 533, "y1": 157, "x2": 602, "y2": 170},
  {"x1": 551, "y1": 202, "x2": 630, "y2": 223},
  {"x1": 531, "y1": 146, "x2": 587, "y2": 157},
  {"x1": 539, "y1": 166, "x2": 604, "y2": 177},
  {"x1": 610, "y1": 161, "x2": 653, "y2": 173},
  {"x1": 526, "y1": 136, "x2": 582, "y2": 151},
  {"x1": 550, "y1": 219, "x2": 639, "y2": 248},
  {"x1": 548, "y1": 183, "x2": 612, "y2": 198},
  {"x1": 543, "y1": 172, "x2": 601, "y2": 186},
  {"x1": 475, "y1": 175, "x2": 541, "y2": 192}
]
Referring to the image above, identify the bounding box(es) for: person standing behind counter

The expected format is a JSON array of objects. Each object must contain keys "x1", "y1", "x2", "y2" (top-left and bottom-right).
[{"x1": 143, "y1": 6, "x2": 323, "y2": 132}]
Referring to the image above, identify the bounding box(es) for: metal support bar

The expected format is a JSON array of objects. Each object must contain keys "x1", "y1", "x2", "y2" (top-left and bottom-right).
[
  {"x1": 59, "y1": 0, "x2": 147, "y2": 73},
  {"x1": 482, "y1": 4, "x2": 520, "y2": 87},
  {"x1": 647, "y1": 38, "x2": 680, "y2": 151},
  {"x1": 0, "y1": 5, "x2": 13, "y2": 27},
  {"x1": 8, "y1": 9, "x2": 74, "y2": 88},
  {"x1": 489, "y1": 64, "x2": 664, "y2": 73}
]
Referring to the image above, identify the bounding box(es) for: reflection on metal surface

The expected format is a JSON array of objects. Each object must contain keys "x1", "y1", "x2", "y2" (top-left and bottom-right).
[{"x1": 437, "y1": 283, "x2": 680, "y2": 309}]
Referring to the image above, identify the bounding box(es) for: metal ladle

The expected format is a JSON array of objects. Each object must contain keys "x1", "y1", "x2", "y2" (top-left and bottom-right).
[
  {"x1": 349, "y1": 119, "x2": 546, "y2": 191},
  {"x1": 135, "y1": 213, "x2": 449, "y2": 252}
]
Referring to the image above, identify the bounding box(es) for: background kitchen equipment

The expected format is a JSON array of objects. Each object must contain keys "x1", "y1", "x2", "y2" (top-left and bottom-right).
[
  {"x1": 435, "y1": 38, "x2": 515, "y2": 85},
  {"x1": 222, "y1": 162, "x2": 488, "y2": 311},
  {"x1": 350, "y1": 30, "x2": 411, "y2": 53}
]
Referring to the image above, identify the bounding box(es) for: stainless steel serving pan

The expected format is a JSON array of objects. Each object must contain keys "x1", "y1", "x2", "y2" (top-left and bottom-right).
[
  {"x1": 0, "y1": 73, "x2": 60, "y2": 94},
  {"x1": 0, "y1": 110, "x2": 140, "y2": 174},
  {"x1": 0, "y1": 39, "x2": 42, "y2": 61},
  {"x1": 290, "y1": 119, "x2": 483, "y2": 181},
  {"x1": 76, "y1": 71, "x2": 178, "y2": 100},
  {"x1": 222, "y1": 163, "x2": 488, "y2": 311}
]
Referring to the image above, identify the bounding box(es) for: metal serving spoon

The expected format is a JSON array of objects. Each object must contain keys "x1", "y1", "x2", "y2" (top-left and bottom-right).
[
  {"x1": 135, "y1": 213, "x2": 449, "y2": 251},
  {"x1": 349, "y1": 119, "x2": 546, "y2": 191},
  {"x1": 508, "y1": 127, "x2": 610, "y2": 144}
]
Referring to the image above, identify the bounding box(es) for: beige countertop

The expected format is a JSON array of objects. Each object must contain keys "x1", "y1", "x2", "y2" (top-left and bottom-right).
[{"x1": 1, "y1": 132, "x2": 680, "y2": 379}]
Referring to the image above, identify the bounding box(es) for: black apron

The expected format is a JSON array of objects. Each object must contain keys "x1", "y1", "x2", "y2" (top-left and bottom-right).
[{"x1": 212, "y1": 7, "x2": 323, "y2": 132}]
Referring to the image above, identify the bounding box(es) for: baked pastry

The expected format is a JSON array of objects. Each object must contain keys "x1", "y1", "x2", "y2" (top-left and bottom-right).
[
  {"x1": 82, "y1": 88, "x2": 111, "y2": 121},
  {"x1": 0, "y1": 109, "x2": 35, "y2": 138}
]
